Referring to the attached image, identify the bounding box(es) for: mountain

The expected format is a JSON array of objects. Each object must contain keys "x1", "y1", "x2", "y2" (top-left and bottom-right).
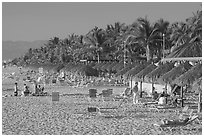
[{"x1": 2, "y1": 40, "x2": 47, "y2": 61}]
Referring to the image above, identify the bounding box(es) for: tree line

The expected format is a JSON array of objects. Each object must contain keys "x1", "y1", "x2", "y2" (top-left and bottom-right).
[{"x1": 11, "y1": 10, "x2": 202, "y2": 66}]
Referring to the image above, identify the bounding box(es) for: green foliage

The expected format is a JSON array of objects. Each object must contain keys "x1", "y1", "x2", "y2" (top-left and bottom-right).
[{"x1": 12, "y1": 10, "x2": 202, "y2": 66}]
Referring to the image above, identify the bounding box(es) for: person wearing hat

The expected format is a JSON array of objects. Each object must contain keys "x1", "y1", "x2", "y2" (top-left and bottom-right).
[{"x1": 132, "y1": 82, "x2": 139, "y2": 104}]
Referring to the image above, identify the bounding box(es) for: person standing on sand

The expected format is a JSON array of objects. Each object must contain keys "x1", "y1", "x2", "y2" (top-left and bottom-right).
[
  {"x1": 132, "y1": 82, "x2": 139, "y2": 104},
  {"x1": 14, "y1": 82, "x2": 18, "y2": 96}
]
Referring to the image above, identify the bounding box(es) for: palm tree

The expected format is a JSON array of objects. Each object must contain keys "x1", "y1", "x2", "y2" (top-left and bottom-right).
[
  {"x1": 125, "y1": 17, "x2": 160, "y2": 62},
  {"x1": 154, "y1": 18, "x2": 170, "y2": 59},
  {"x1": 168, "y1": 10, "x2": 202, "y2": 58},
  {"x1": 83, "y1": 26, "x2": 107, "y2": 62}
]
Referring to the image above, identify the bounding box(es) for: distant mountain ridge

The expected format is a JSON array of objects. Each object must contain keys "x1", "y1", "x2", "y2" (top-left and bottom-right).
[{"x1": 2, "y1": 40, "x2": 47, "y2": 60}]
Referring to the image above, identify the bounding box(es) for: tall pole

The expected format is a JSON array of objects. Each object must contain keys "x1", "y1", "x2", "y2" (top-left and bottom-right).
[
  {"x1": 162, "y1": 33, "x2": 165, "y2": 59},
  {"x1": 97, "y1": 51, "x2": 100, "y2": 63},
  {"x1": 124, "y1": 41, "x2": 126, "y2": 68}
]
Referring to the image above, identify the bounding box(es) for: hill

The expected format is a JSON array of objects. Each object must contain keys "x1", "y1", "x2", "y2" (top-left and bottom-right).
[{"x1": 2, "y1": 40, "x2": 47, "y2": 60}]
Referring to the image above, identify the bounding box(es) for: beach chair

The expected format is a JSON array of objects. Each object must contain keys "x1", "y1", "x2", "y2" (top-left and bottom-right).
[
  {"x1": 88, "y1": 89, "x2": 98, "y2": 102},
  {"x1": 101, "y1": 89, "x2": 115, "y2": 102},
  {"x1": 153, "y1": 115, "x2": 200, "y2": 133}
]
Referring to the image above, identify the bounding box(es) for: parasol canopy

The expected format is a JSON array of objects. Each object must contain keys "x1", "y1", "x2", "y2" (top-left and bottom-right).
[
  {"x1": 105, "y1": 62, "x2": 119, "y2": 72},
  {"x1": 123, "y1": 62, "x2": 150, "y2": 80},
  {"x1": 115, "y1": 62, "x2": 138, "y2": 77},
  {"x1": 100, "y1": 62, "x2": 113, "y2": 72},
  {"x1": 133, "y1": 63, "x2": 157, "y2": 82},
  {"x1": 192, "y1": 77, "x2": 202, "y2": 93},
  {"x1": 111, "y1": 61, "x2": 124, "y2": 72},
  {"x1": 145, "y1": 62, "x2": 175, "y2": 83},
  {"x1": 172, "y1": 63, "x2": 202, "y2": 86},
  {"x1": 75, "y1": 65, "x2": 99, "y2": 77},
  {"x1": 157, "y1": 62, "x2": 192, "y2": 85}
]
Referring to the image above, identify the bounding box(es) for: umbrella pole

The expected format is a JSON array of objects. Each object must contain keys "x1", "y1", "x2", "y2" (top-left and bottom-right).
[
  {"x1": 140, "y1": 81, "x2": 142, "y2": 98},
  {"x1": 198, "y1": 87, "x2": 202, "y2": 113},
  {"x1": 180, "y1": 85, "x2": 184, "y2": 107},
  {"x1": 151, "y1": 76, "x2": 154, "y2": 94}
]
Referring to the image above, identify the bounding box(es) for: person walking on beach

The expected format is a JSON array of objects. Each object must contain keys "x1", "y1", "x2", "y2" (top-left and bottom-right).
[
  {"x1": 132, "y1": 82, "x2": 139, "y2": 104},
  {"x1": 14, "y1": 82, "x2": 18, "y2": 96}
]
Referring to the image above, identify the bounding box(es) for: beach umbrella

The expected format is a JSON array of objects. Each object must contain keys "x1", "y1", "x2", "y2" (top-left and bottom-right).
[
  {"x1": 100, "y1": 62, "x2": 114, "y2": 72},
  {"x1": 115, "y1": 63, "x2": 137, "y2": 77},
  {"x1": 114, "y1": 62, "x2": 127, "y2": 72},
  {"x1": 75, "y1": 65, "x2": 99, "y2": 77},
  {"x1": 133, "y1": 63, "x2": 157, "y2": 82},
  {"x1": 192, "y1": 77, "x2": 202, "y2": 93},
  {"x1": 92, "y1": 63, "x2": 102, "y2": 69},
  {"x1": 51, "y1": 64, "x2": 65, "y2": 72},
  {"x1": 145, "y1": 62, "x2": 174, "y2": 83},
  {"x1": 99, "y1": 62, "x2": 112, "y2": 72},
  {"x1": 172, "y1": 63, "x2": 202, "y2": 86},
  {"x1": 94, "y1": 62, "x2": 106, "y2": 70},
  {"x1": 70, "y1": 64, "x2": 85, "y2": 73},
  {"x1": 157, "y1": 62, "x2": 192, "y2": 85},
  {"x1": 111, "y1": 61, "x2": 124, "y2": 72},
  {"x1": 105, "y1": 62, "x2": 119, "y2": 72},
  {"x1": 123, "y1": 62, "x2": 150, "y2": 80}
]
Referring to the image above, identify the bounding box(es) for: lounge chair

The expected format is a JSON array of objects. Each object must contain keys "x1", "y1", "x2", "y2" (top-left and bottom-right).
[
  {"x1": 153, "y1": 115, "x2": 200, "y2": 133},
  {"x1": 101, "y1": 89, "x2": 115, "y2": 102}
]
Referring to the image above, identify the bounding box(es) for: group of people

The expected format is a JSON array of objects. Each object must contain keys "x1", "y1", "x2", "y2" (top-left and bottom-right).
[
  {"x1": 13, "y1": 82, "x2": 46, "y2": 97},
  {"x1": 121, "y1": 82, "x2": 180, "y2": 106},
  {"x1": 152, "y1": 87, "x2": 180, "y2": 106}
]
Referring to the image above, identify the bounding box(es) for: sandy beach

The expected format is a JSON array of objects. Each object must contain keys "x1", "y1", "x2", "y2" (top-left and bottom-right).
[{"x1": 2, "y1": 66, "x2": 202, "y2": 135}]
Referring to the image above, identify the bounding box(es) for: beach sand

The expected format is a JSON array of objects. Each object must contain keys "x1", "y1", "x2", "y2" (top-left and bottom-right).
[{"x1": 2, "y1": 66, "x2": 202, "y2": 135}]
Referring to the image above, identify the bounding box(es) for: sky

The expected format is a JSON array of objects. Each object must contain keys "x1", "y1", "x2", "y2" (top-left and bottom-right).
[{"x1": 2, "y1": 2, "x2": 202, "y2": 41}]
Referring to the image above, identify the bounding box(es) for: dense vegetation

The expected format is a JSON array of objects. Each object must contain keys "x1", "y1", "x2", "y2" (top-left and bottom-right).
[{"x1": 11, "y1": 10, "x2": 202, "y2": 66}]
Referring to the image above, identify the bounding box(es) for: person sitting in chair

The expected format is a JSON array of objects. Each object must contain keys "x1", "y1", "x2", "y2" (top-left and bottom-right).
[
  {"x1": 152, "y1": 87, "x2": 159, "y2": 101},
  {"x1": 171, "y1": 92, "x2": 179, "y2": 107},
  {"x1": 121, "y1": 88, "x2": 131, "y2": 98},
  {"x1": 161, "y1": 113, "x2": 197, "y2": 126},
  {"x1": 157, "y1": 93, "x2": 166, "y2": 105}
]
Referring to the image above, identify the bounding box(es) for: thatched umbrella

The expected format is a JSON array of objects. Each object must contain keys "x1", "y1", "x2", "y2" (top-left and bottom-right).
[
  {"x1": 70, "y1": 64, "x2": 85, "y2": 73},
  {"x1": 105, "y1": 62, "x2": 119, "y2": 72},
  {"x1": 94, "y1": 62, "x2": 106, "y2": 70},
  {"x1": 51, "y1": 64, "x2": 65, "y2": 72},
  {"x1": 92, "y1": 63, "x2": 102, "y2": 69},
  {"x1": 100, "y1": 62, "x2": 113, "y2": 72},
  {"x1": 133, "y1": 63, "x2": 157, "y2": 82},
  {"x1": 26, "y1": 63, "x2": 40, "y2": 70},
  {"x1": 115, "y1": 63, "x2": 137, "y2": 78},
  {"x1": 114, "y1": 62, "x2": 128, "y2": 72},
  {"x1": 63, "y1": 63, "x2": 75, "y2": 72},
  {"x1": 123, "y1": 62, "x2": 150, "y2": 80},
  {"x1": 157, "y1": 62, "x2": 192, "y2": 85},
  {"x1": 192, "y1": 77, "x2": 202, "y2": 93},
  {"x1": 75, "y1": 65, "x2": 99, "y2": 77},
  {"x1": 112, "y1": 61, "x2": 124, "y2": 72},
  {"x1": 172, "y1": 63, "x2": 202, "y2": 86},
  {"x1": 145, "y1": 62, "x2": 175, "y2": 83}
]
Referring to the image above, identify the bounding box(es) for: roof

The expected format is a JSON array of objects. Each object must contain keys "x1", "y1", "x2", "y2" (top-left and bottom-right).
[
  {"x1": 157, "y1": 62, "x2": 192, "y2": 85},
  {"x1": 123, "y1": 62, "x2": 150, "y2": 79},
  {"x1": 115, "y1": 63, "x2": 137, "y2": 77},
  {"x1": 192, "y1": 77, "x2": 202, "y2": 93},
  {"x1": 172, "y1": 63, "x2": 202, "y2": 86},
  {"x1": 161, "y1": 57, "x2": 202, "y2": 63},
  {"x1": 145, "y1": 62, "x2": 175, "y2": 83},
  {"x1": 133, "y1": 63, "x2": 157, "y2": 82}
]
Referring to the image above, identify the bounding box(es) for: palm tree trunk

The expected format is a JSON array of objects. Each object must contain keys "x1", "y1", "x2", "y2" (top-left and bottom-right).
[
  {"x1": 157, "y1": 46, "x2": 162, "y2": 60},
  {"x1": 97, "y1": 52, "x2": 100, "y2": 63},
  {"x1": 146, "y1": 44, "x2": 152, "y2": 62}
]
